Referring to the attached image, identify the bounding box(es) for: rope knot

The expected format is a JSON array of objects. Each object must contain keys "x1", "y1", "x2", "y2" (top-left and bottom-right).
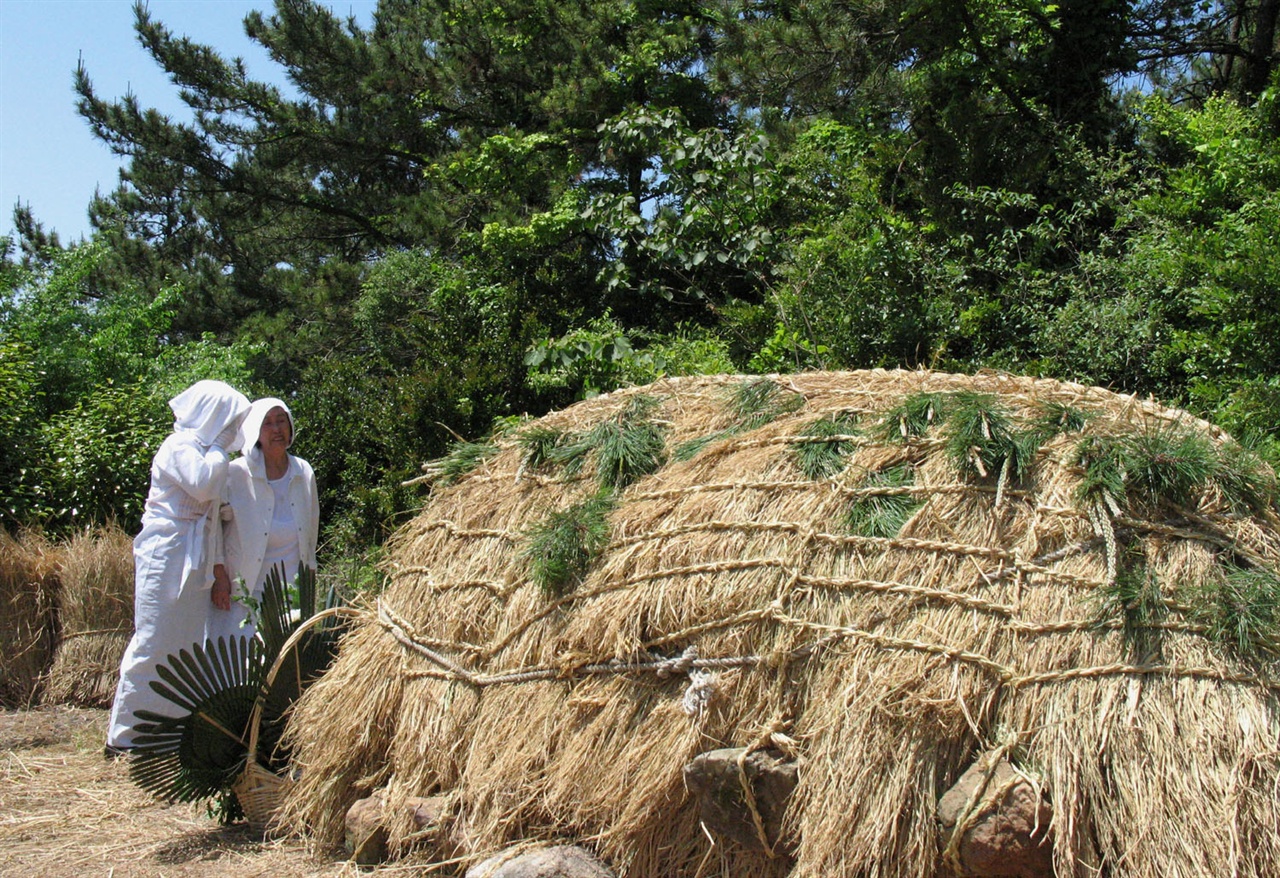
[
  {"x1": 682, "y1": 669, "x2": 719, "y2": 718},
  {"x1": 656, "y1": 644, "x2": 699, "y2": 678}
]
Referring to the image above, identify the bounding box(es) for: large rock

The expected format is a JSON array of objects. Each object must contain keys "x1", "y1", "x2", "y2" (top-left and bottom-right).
[
  {"x1": 682, "y1": 747, "x2": 798, "y2": 853},
  {"x1": 344, "y1": 791, "x2": 449, "y2": 865},
  {"x1": 937, "y1": 758, "x2": 1053, "y2": 878},
  {"x1": 466, "y1": 844, "x2": 615, "y2": 878}
]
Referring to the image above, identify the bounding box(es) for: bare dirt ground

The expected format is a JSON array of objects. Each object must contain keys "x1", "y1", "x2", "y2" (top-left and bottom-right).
[{"x1": 0, "y1": 706, "x2": 412, "y2": 878}]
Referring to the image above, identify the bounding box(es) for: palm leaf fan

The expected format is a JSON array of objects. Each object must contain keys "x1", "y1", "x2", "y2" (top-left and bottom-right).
[
  {"x1": 128, "y1": 564, "x2": 348, "y2": 819},
  {"x1": 129, "y1": 634, "x2": 266, "y2": 811}
]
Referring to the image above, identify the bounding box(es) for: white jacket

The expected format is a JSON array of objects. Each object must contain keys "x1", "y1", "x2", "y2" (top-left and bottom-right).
[{"x1": 221, "y1": 451, "x2": 319, "y2": 596}]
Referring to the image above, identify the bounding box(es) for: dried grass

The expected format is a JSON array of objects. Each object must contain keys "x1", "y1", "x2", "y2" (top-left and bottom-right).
[
  {"x1": 0, "y1": 529, "x2": 60, "y2": 707},
  {"x1": 41, "y1": 524, "x2": 134, "y2": 707},
  {"x1": 278, "y1": 369, "x2": 1280, "y2": 878}
]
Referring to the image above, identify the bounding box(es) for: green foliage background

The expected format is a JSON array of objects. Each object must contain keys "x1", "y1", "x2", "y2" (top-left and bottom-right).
[{"x1": 7, "y1": 0, "x2": 1280, "y2": 560}]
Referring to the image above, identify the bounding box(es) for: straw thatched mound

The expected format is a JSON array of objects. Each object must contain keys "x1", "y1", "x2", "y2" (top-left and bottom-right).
[
  {"x1": 0, "y1": 529, "x2": 60, "y2": 706},
  {"x1": 279, "y1": 369, "x2": 1280, "y2": 878},
  {"x1": 41, "y1": 525, "x2": 134, "y2": 707}
]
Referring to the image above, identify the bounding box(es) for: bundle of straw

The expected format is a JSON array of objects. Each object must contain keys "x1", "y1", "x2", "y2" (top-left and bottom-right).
[
  {"x1": 0, "y1": 528, "x2": 60, "y2": 706},
  {"x1": 41, "y1": 524, "x2": 134, "y2": 707},
  {"x1": 278, "y1": 369, "x2": 1280, "y2": 878}
]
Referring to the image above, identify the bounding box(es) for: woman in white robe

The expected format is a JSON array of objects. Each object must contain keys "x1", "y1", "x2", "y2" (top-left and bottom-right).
[
  {"x1": 207, "y1": 397, "x2": 319, "y2": 643},
  {"x1": 105, "y1": 380, "x2": 251, "y2": 753}
]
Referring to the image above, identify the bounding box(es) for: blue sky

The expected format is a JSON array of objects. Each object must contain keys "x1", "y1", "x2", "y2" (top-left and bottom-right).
[{"x1": 0, "y1": 0, "x2": 376, "y2": 244}]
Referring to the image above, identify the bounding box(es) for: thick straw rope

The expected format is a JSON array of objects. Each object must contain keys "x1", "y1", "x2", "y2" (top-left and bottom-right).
[{"x1": 377, "y1": 596, "x2": 1280, "y2": 693}]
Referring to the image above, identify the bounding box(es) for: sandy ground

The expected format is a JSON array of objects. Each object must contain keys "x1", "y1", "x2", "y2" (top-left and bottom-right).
[{"x1": 0, "y1": 706, "x2": 413, "y2": 878}]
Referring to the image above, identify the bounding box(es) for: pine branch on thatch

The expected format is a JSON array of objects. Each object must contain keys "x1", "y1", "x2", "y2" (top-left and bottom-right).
[
  {"x1": 877, "y1": 391, "x2": 945, "y2": 441},
  {"x1": 516, "y1": 425, "x2": 568, "y2": 472},
  {"x1": 845, "y1": 464, "x2": 921, "y2": 538},
  {"x1": 422, "y1": 440, "x2": 502, "y2": 486},
  {"x1": 582, "y1": 396, "x2": 667, "y2": 490},
  {"x1": 1091, "y1": 549, "x2": 1167, "y2": 658},
  {"x1": 1122, "y1": 424, "x2": 1218, "y2": 510},
  {"x1": 675, "y1": 379, "x2": 805, "y2": 462},
  {"x1": 942, "y1": 392, "x2": 1022, "y2": 482},
  {"x1": 1190, "y1": 565, "x2": 1280, "y2": 659},
  {"x1": 672, "y1": 428, "x2": 737, "y2": 462},
  {"x1": 1210, "y1": 441, "x2": 1276, "y2": 515},
  {"x1": 523, "y1": 494, "x2": 616, "y2": 597},
  {"x1": 792, "y1": 413, "x2": 861, "y2": 479},
  {"x1": 545, "y1": 395, "x2": 667, "y2": 490},
  {"x1": 1074, "y1": 423, "x2": 1277, "y2": 517},
  {"x1": 730, "y1": 376, "x2": 805, "y2": 426},
  {"x1": 1028, "y1": 400, "x2": 1092, "y2": 437}
]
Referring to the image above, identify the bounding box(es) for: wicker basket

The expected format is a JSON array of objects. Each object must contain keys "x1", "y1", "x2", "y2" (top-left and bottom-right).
[{"x1": 232, "y1": 606, "x2": 359, "y2": 833}]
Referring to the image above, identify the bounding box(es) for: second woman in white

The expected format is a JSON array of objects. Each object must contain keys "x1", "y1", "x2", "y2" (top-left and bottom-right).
[{"x1": 208, "y1": 397, "x2": 319, "y2": 643}]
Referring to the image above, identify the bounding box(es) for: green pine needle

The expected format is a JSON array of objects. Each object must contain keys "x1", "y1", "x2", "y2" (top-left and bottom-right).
[
  {"x1": 1122, "y1": 424, "x2": 1216, "y2": 509},
  {"x1": 1211, "y1": 442, "x2": 1276, "y2": 515},
  {"x1": 1029, "y1": 401, "x2": 1092, "y2": 438},
  {"x1": 1190, "y1": 566, "x2": 1280, "y2": 660},
  {"x1": 1072, "y1": 434, "x2": 1127, "y2": 509},
  {"x1": 674, "y1": 427, "x2": 740, "y2": 462},
  {"x1": 730, "y1": 377, "x2": 805, "y2": 427},
  {"x1": 524, "y1": 494, "x2": 616, "y2": 597},
  {"x1": 1093, "y1": 552, "x2": 1166, "y2": 639},
  {"x1": 427, "y1": 440, "x2": 500, "y2": 486},
  {"x1": 517, "y1": 425, "x2": 567, "y2": 471},
  {"x1": 846, "y1": 464, "x2": 921, "y2": 538},
  {"x1": 877, "y1": 392, "x2": 944, "y2": 442},
  {"x1": 793, "y1": 412, "x2": 861, "y2": 479},
  {"x1": 582, "y1": 395, "x2": 667, "y2": 490},
  {"x1": 943, "y1": 392, "x2": 1018, "y2": 481}
]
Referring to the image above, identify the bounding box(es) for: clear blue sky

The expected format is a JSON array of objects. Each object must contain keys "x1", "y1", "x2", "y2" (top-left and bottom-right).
[{"x1": 0, "y1": 0, "x2": 376, "y2": 244}]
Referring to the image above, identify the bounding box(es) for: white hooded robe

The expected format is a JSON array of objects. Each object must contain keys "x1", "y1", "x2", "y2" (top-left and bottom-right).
[{"x1": 106, "y1": 380, "x2": 250, "y2": 749}]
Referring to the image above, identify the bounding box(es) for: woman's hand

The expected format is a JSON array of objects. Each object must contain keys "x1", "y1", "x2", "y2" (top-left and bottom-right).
[{"x1": 212, "y1": 564, "x2": 233, "y2": 611}]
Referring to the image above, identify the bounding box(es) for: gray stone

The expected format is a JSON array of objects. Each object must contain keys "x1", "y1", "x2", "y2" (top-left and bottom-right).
[
  {"x1": 466, "y1": 844, "x2": 615, "y2": 878},
  {"x1": 682, "y1": 747, "x2": 798, "y2": 853},
  {"x1": 937, "y1": 758, "x2": 1054, "y2": 878}
]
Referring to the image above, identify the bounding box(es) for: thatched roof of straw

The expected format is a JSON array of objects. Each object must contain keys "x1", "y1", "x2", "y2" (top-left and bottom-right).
[{"x1": 279, "y1": 369, "x2": 1280, "y2": 878}]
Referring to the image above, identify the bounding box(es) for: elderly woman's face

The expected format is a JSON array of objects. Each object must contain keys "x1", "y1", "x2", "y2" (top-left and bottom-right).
[{"x1": 258, "y1": 406, "x2": 292, "y2": 454}]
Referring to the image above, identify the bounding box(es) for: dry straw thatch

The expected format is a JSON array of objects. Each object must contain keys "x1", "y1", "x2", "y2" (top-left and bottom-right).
[
  {"x1": 41, "y1": 524, "x2": 134, "y2": 707},
  {"x1": 279, "y1": 369, "x2": 1280, "y2": 878},
  {"x1": 0, "y1": 528, "x2": 60, "y2": 706}
]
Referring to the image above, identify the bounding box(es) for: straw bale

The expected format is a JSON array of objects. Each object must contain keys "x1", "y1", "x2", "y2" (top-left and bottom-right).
[
  {"x1": 278, "y1": 369, "x2": 1280, "y2": 878},
  {"x1": 40, "y1": 524, "x2": 134, "y2": 707},
  {"x1": 0, "y1": 528, "x2": 60, "y2": 706}
]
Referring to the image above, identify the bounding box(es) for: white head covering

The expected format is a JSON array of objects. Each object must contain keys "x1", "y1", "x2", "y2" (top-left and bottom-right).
[
  {"x1": 169, "y1": 380, "x2": 251, "y2": 449},
  {"x1": 238, "y1": 397, "x2": 295, "y2": 458}
]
